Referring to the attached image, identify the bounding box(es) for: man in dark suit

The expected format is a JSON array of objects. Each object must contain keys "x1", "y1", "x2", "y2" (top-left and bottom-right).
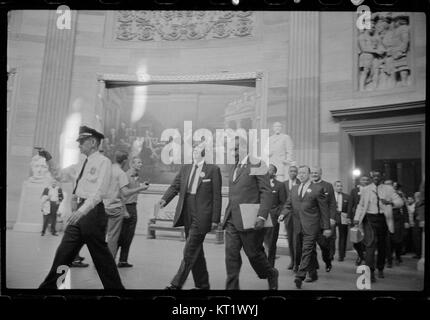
[
  {"x1": 283, "y1": 165, "x2": 299, "y2": 270},
  {"x1": 160, "y1": 143, "x2": 222, "y2": 290},
  {"x1": 222, "y1": 136, "x2": 278, "y2": 290},
  {"x1": 263, "y1": 164, "x2": 287, "y2": 267},
  {"x1": 348, "y1": 175, "x2": 370, "y2": 266},
  {"x1": 333, "y1": 181, "x2": 351, "y2": 261},
  {"x1": 279, "y1": 165, "x2": 331, "y2": 289},
  {"x1": 310, "y1": 166, "x2": 337, "y2": 272}
]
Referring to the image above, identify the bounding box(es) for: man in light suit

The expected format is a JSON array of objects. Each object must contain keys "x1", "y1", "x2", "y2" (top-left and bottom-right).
[
  {"x1": 353, "y1": 169, "x2": 404, "y2": 282},
  {"x1": 333, "y1": 181, "x2": 351, "y2": 262},
  {"x1": 160, "y1": 143, "x2": 222, "y2": 290},
  {"x1": 279, "y1": 165, "x2": 331, "y2": 289},
  {"x1": 283, "y1": 165, "x2": 299, "y2": 270},
  {"x1": 222, "y1": 136, "x2": 278, "y2": 290}
]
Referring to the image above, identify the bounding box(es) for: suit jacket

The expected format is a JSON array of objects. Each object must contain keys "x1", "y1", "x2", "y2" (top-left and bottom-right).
[
  {"x1": 334, "y1": 192, "x2": 350, "y2": 224},
  {"x1": 314, "y1": 180, "x2": 337, "y2": 222},
  {"x1": 162, "y1": 162, "x2": 222, "y2": 234},
  {"x1": 283, "y1": 179, "x2": 299, "y2": 200},
  {"x1": 281, "y1": 182, "x2": 330, "y2": 236},
  {"x1": 348, "y1": 186, "x2": 361, "y2": 220},
  {"x1": 222, "y1": 157, "x2": 272, "y2": 232},
  {"x1": 269, "y1": 179, "x2": 287, "y2": 223}
]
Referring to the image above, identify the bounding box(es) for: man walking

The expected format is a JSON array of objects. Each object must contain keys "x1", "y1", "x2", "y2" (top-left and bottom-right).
[
  {"x1": 117, "y1": 156, "x2": 148, "y2": 268},
  {"x1": 348, "y1": 175, "x2": 370, "y2": 266},
  {"x1": 283, "y1": 165, "x2": 299, "y2": 270},
  {"x1": 222, "y1": 136, "x2": 278, "y2": 290},
  {"x1": 279, "y1": 165, "x2": 331, "y2": 289},
  {"x1": 333, "y1": 181, "x2": 350, "y2": 262},
  {"x1": 161, "y1": 143, "x2": 222, "y2": 290},
  {"x1": 38, "y1": 125, "x2": 124, "y2": 289},
  {"x1": 353, "y1": 169, "x2": 404, "y2": 282},
  {"x1": 263, "y1": 164, "x2": 287, "y2": 267}
]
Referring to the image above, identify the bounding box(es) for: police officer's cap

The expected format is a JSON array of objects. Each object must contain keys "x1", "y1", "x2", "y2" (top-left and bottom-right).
[{"x1": 76, "y1": 126, "x2": 105, "y2": 142}]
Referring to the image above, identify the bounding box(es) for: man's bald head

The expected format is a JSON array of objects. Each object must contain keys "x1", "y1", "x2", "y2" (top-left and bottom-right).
[{"x1": 310, "y1": 166, "x2": 322, "y2": 182}]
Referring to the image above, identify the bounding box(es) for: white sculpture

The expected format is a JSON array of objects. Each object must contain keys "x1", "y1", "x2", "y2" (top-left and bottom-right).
[
  {"x1": 268, "y1": 122, "x2": 295, "y2": 181},
  {"x1": 29, "y1": 154, "x2": 52, "y2": 184}
]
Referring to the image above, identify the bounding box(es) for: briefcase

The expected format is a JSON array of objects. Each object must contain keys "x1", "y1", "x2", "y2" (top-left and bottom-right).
[
  {"x1": 350, "y1": 226, "x2": 364, "y2": 243},
  {"x1": 239, "y1": 204, "x2": 273, "y2": 230}
]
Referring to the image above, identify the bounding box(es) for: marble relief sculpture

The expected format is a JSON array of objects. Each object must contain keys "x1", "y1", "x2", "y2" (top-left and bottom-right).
[{"x1": 358, "y1": 12, "x2": 411, "y2": 91}]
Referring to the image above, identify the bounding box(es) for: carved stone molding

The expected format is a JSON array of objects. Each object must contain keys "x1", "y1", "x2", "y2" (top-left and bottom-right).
[
  {"x1": 112, "y1": 11, "x2": 255, "y2": 42},
  {"x1": 97, "y1": 71, "x2": 261, "y2": 84}
]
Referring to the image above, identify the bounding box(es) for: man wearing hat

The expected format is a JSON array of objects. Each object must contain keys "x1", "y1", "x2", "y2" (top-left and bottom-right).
[{"x1": 38, "y1": 125, "x2": 124, "y2": 289}]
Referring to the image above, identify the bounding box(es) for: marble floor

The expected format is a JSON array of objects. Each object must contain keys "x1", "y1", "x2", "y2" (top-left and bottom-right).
[{"x1": 5, "y1": 230, "x2": 424, "y2": 291}]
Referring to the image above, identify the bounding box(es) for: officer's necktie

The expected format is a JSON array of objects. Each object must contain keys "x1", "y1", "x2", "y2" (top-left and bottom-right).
[
  {"x1": 187, "y1": 164, "x2": 198, "y2": 193},
  {"x1": 72, "y1": 158, "x2": 88, "y2": 195},
  {"x1": 233, "y1": 164, "x2": 240, "y2": 181},
  {"x1": 298, "y1": 184, "x2": 304, "y2": 199}
]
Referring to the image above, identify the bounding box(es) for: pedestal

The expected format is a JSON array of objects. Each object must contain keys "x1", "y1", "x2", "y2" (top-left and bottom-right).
[
  {"x1": 417, "y1": 228, "x2": 425, "y2": 272},
  {"x1": 13, "y1": 180, "x2": 73, "y2": 233},
  {"x1": 14, "y1": 180, "x2": 48, "y2": 232}
]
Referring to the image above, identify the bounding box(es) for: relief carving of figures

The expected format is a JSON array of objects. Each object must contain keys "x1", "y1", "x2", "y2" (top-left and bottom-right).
[
  {"x1": 358, "y1": 12, "x2": 411, "y2": 91},
  {"x1": 114, "y1": 11, "x2": 254, "y2": 42}
]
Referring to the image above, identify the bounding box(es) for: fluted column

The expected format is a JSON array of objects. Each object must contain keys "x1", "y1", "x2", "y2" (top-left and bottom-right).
[
  {"x1": 33, "y1": 10, "x2": 78, "y2": 159},
  {"x1": 285, "y1": 12, "x2": 320, "y2": 167}
]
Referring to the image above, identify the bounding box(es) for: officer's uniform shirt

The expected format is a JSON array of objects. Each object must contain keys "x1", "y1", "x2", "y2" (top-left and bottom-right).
[{"x1": 57, "y1": 151, "x2": 112, "y2": 215}]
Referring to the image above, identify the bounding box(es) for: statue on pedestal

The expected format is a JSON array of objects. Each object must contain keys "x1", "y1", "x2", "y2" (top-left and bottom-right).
[
  {"x1": 268, "y1": 122, "x2": 295, "y2": 182},
  {"x1": 29, "y1": 154, "x2": 52, "y2": 185}
]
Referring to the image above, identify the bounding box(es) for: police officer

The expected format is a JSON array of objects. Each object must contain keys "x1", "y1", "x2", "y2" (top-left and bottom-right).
[{"x1": 39, "y1": 126, "x2": 124, "y2": 289}]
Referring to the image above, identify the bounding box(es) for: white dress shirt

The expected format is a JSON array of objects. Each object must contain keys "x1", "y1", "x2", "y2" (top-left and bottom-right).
[
  {"x1": 336, "y1": 192, "x2": 343, "y2": 212},
  {"x1": 188, "y1": 160, "x2": 205, "y2": 194},
  {"x1": 53, "y1": 151, "x2": 112, "y2": 215},
  {"x1": 298, "y1": 180, "x2": 311, "y2": 198}
]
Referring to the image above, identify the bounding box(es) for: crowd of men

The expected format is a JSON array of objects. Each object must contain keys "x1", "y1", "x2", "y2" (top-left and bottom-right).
[{"x1": 36, "y1": 125, "x2": 424, "y2": 290}]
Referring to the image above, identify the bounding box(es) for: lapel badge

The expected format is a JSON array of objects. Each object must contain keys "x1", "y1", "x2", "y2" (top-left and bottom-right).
[
  {"x1": 90, "y1": 167, "x2": 96, "y2": 175},
  {"x1": 306, "y1": 189, "x2": 312, "y2": 193},
  {"x1": 199, "y1": 172, "x2": 205, "y2": 178}
]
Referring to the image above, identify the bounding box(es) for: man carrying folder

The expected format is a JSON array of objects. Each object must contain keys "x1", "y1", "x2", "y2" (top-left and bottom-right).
[{"x1": 221, "y1": 136, "x2": 278, "y2": 290}]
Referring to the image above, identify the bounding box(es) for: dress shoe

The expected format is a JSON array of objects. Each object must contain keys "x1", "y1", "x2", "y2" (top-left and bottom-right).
[
  {"x1": 51, "y1": 232, "x2": 58, "y2": 236},
  {"x1": 386, "y1": 261, "x2": 393, "y2": 268},
  {"x1": 287, "y1": 264, "x2": 294, "y2": 270},
  {"x1": 294, "y1": 278, "x2": 303, "y2": 289},
  {"x1": 377, "y1": 270, "x2": 385, "y2": 278},
  {"x1": 165, "y1": 284, "x2": 181, "y2": 290},
  {"x1": 118, "y1": 262, "x2": 133, "y2": 268},
  {"x1": 41, "y1": 232, "x2": 45, "y2": 236},
  {"x1": 338, "y1": 257, "x2": 344, "y2": 262},
  {"x1": 355, "y1": 257, "x2": 364, "y2": 266},
  {"x1": 77, "y1": 256, "x2": 85, "y2": 262},
  {"x1": 325, "y1": 263, "x2": 332, "y2": 272},
  {"x1": 70, "y1": 261, "x2": 89, "y2": 268},
  {"x1": 191, "y1": 286, "x2": 210, "y2": 290},
  {"x1": 293, "y1": 266, "x2": 298, "y2": 273},
  {"x1": 304, "y1": 273, "x2": 318, "y2": 283},
  {"x1": 268, "y1": 268, "x2": 279, "y2": 290}
]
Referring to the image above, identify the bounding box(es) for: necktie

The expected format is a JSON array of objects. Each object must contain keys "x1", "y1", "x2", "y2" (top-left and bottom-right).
[
  {"x1": 298, "y1": 184, "x2": 304, "y2": 198},
  {"x1": 233, "y1": 164, "x2": 240, "y2": 181},
  {"x1": 375, "y1": 185, "x2": 380, "y2": 214},
  {"x1": 72, "y1": 158, "x2": 88, "y2": 195},
  {"x1": 187, "y1": 164, "x2": 198, "y2": 193}
]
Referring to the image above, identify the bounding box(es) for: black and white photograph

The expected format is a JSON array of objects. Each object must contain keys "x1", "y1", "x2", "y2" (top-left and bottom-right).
[{"x1": 5, "y1": 9, "x2": 426, "y2": 292}]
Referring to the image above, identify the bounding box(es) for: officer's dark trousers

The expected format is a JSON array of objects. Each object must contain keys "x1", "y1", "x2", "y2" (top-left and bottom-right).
[
  {"x1": 171, "y1": 194, "x2": 209, "y2": 289},
  {"x1": 118, "y1": 203, "x2": 138, "y2": 263},
  {"x1": 39, "y1": 202, "x2": 124, "y2": 289}
]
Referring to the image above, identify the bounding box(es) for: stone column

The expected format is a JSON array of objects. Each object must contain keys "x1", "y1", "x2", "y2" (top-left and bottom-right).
[
  {"x1": 285, "y1": 12, "x2": 320, "y2": 167},
  {"x1": 33, "y1": 10, "x2": 78, "y2": 160}
]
